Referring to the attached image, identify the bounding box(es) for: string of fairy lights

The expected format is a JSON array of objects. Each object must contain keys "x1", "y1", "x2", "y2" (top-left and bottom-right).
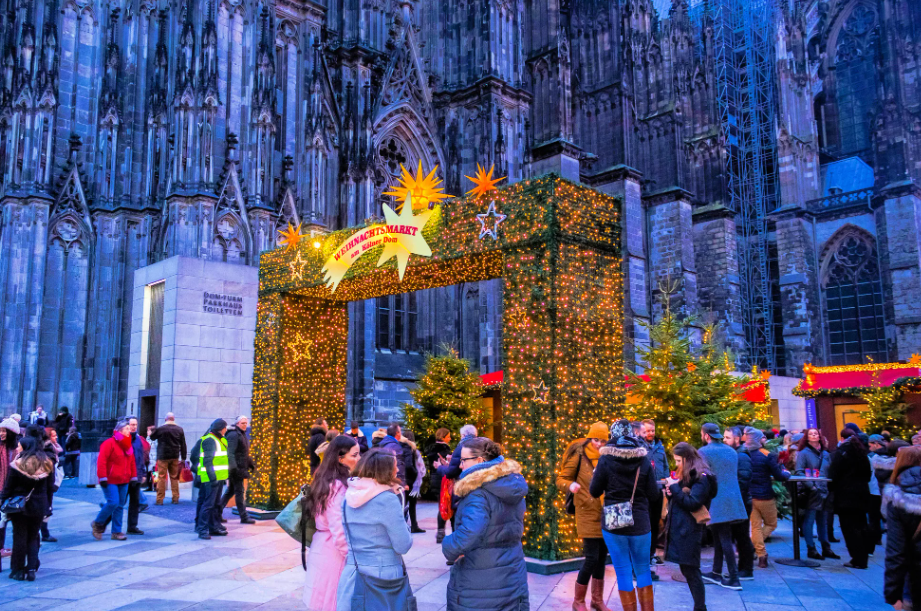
[{"x1": 250, "y1": 168, "x2": 624, "y2": 560}]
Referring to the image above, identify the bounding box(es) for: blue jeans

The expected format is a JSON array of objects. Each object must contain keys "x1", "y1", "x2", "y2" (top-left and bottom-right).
[
  {"x1": 95, "y1": 483, "x2": 128, "y2": 534},
  {"x1": 802, "y1": 509, "x2": 828, "y2": 549},
  {"x1": 602, "y1": 530, "x2": 652, "y2": 591}
]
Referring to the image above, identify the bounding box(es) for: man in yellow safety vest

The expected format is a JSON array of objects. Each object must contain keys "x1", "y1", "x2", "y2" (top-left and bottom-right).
[{"x1": 195, "y1": 418, "x2": 229, "y2": 540}]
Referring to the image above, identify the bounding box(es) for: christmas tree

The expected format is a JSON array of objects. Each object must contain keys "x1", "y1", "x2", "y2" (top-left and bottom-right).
[
  {"x1": 860, "y1": 370, "x2": 914, "y2": 440},
  {"x1": 624, "y1": 293, "x2": 770, "y2": 450},
  {"x1": 401, "y1": 345, "x2": 490, "y2": 446}
]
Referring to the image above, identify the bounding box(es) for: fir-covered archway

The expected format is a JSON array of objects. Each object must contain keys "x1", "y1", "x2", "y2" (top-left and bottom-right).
[{"x1": 250, "y1": 174, "x2": 623, "y2": 560}]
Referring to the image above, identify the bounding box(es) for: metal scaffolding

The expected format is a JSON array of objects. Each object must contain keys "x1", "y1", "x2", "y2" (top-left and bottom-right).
[{"x1": 710, "y1": 0, "x2": 779, "y2": 371}]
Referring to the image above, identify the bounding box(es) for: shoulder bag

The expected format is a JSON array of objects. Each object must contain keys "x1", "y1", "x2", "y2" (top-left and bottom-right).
[
  {"x1": 603, "y1": 467, "x2": 641, "y2": 531},
  {"x1": 564, "y1": 450, "x2": 584, "y2": 515},
  {"x1": 343, "y1": 499, "x2": 417, "y2": 611},
  {"x1": 0, "y1": 489, "x2": 33, "y2": 515}
]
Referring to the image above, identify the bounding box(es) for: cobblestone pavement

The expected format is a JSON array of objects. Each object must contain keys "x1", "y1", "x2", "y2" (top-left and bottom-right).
[{"x1": 2, "y1": 484, "x2": 894, "y2": 611}]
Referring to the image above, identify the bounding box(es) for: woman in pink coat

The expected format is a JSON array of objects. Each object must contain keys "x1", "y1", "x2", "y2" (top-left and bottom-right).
[{"x1": 302, "y1": 434, "x2": 361, "y2": 611}]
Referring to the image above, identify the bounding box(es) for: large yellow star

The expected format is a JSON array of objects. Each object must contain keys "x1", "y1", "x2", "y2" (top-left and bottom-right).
[
  {"x1": 465, "y1": 164, "x2": 505, "y2": 197},
  {"x1": 377, "y1": 193, "x2": 434, "y2": 281},
  {"x1": 277, "y1": 222, "x2": 303, "y2": 251},
  {"x1": 383, "y1": 160, "x2": 452, "y2": 211}
]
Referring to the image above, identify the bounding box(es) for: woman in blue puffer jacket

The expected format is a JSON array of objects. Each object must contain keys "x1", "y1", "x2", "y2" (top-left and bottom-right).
[{"x1": 442, "y1": 438, "x2": 529, "y2": 611}]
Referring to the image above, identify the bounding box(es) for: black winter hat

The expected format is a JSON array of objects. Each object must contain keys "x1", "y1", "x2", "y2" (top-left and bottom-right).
[{"x1": 210, "y1": 419, "x2": 228, "y2": 435}]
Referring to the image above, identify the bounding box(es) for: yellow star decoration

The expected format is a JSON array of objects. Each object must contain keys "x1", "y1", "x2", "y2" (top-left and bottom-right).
[
  {"x1": 377, "y1": 193, "x2": 434, "y2": 281},
  {"x1": 465, "y1": 163, "x2": 506, "y2": 197},
  {"x1": 910, "y1": 353, "x2": 921, "y2": 365},
  {"x1": 288, "y1": 250, "x2": 309, "y2": 281},
  {"x1": 277, "y1": 222, "x2": 303, "y2": 251},
  {"x1": 286, "y1": 332, "x2": 313, "y2": 363},
  {"x1": 531, "y1": 381, "x2": 550, "y2": 404},
  {"x1": 383, "y1": 160, "x2": 452, "y2": 211}
]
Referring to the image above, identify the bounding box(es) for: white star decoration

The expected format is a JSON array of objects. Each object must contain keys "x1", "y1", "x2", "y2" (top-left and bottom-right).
[{"x1": 476, "y1": 202, "x2": 507, "y2": 241}]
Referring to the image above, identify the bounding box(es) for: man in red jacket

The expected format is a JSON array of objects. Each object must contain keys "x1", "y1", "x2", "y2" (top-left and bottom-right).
[{"x1": 91, "y1": 420, "x2": 137, "y2": 540}]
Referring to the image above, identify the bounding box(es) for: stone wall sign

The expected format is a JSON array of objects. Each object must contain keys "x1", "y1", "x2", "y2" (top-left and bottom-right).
[{"x1": 202, "y1": 291, "x2": 244, "y2": 316}]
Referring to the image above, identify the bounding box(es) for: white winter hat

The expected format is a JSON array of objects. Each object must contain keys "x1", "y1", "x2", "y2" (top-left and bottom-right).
[{"x1": 0, "y1": 418, "x2": 20, "y2": 435}]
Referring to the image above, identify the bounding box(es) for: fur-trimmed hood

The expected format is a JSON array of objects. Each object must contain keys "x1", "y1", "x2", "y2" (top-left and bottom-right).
[
  {"x1": 11, "y1": 456, "x2": 53, "y2": 479},
  {"x1": 600, "y1": 444, "x2": 648, "y2": 459},
  {"x1": 883, "y1": 466, "x2": 921, "y2": 516},
  {"x1": 870, "y1": 454, "x2": 896, "y2": 472},
  {"x1": 454, "y1": 458, "x2": 527, "y2": 502}
]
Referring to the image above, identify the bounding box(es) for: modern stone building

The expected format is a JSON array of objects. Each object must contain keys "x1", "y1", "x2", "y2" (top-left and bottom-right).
[{"x1": 0, "y1": 0, "x2": 919, "y2": 425}]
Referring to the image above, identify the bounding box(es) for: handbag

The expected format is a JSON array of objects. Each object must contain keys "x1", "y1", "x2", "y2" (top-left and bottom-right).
[
  {"x1": 683, "y1": 487, "x2": 711, "y2": 525},
  {"x1": 603, "y1": 467, "x2": 641, "y2": 531},
  {"x1": 564, "y1": 451, "x2": 584, "y2": 515},
  {"x1": 276, "y1": 486, "x2": 317, "y2": 547},
  {"x1": 343, "y1": 500, "x2": 417, "y2": 611},
  {"x1": 0, "y1": 490, "x2": 33, "y2": 515},
  {"x1": 439, "y1": 477, "x2": 454, "y2": 521}
]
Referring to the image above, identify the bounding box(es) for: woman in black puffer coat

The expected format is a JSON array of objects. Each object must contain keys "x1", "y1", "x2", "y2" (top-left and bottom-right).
[
  {"x1": 590, "y1": 420, "x2": 659, "y2": 611},
  {"x1": 882, "y1": 446, "x2": 921, "y2": 610},
  {"x1": 665, "y1": 442, "x2": 715, "y2": 611},
  {"x1": 0, "y1": 437, "x2": 53, "y2": 581}
]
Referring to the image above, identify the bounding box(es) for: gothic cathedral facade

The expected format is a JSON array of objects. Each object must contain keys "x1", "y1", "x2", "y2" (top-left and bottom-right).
[{"x1": 0, "y1": 0, "x2": 919, "y2": 423}]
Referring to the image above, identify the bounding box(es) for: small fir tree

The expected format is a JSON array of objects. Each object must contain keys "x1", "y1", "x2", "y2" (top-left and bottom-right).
[
  {"x1": 860, "y1": 371, "x2": 914, "y2": 440},
  {"x1": 624, "y1": 292, "x2": 770, "y2": 451},
  {"x1": 401, "y1": 345, "x2": 489, "y2": 446}
]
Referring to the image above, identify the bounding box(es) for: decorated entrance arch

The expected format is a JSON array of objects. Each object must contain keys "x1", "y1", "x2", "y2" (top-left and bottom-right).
[{"x1": 249, "y1": 170, "x2": 624, "y2": 560}]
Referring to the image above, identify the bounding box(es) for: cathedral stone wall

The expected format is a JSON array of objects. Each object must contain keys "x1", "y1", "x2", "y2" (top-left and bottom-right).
[{"x1": 0, "y1": 0, "x2": 919, "y2": 422}]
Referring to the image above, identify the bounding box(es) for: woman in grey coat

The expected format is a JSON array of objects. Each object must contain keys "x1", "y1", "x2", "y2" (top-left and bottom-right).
[
  {"x1": 794, "y1": 429, "x2": 838, "y2": 560},
  {"x1": 336, "y1": 449, "x2": 413, "y2": 611}
]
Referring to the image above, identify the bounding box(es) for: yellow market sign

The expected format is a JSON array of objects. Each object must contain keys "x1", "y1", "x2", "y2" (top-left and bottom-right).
[{"x1": 322, "y1": 194, "x2": 434, "y2": 291}]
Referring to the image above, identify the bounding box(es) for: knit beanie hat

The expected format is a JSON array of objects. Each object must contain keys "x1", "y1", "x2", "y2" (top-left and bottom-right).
[
  {"x1": 210, "y1": 418, "x2": 228, "y2": 435},
  {"x1": 587, "y1": 421, "x2": 609, "y2": 441},
  {"x1": 609, "y1": 419, "x2": 632, "y2": 441}
]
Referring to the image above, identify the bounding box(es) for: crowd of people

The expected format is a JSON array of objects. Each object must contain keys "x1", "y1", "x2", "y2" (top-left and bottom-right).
[
  {"x1": 0, "y1": 404, "x2": 917, "y2": 611},
  {"x1": 299, "y1": 417, "x2": 921, "y2": 611}
]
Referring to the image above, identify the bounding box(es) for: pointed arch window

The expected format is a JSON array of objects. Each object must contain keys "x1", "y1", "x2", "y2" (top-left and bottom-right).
[
  {"x1": 834, "y1": 5, "x2": 879, "y2": 156},
  {"x1": 822, "y1": 233, "x2": 887, "y2": 365}
]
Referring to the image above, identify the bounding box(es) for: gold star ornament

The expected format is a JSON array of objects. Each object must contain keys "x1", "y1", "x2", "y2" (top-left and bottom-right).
[
  {"x1": 531, "y1": 381, "x2": 550, "y2": 404},
  {"x1": 465, "y1": 163, "x2": 505, "y2": 197},
  {"x1": 286, "y1": 331, "x2": 313, "y2": 363},
  {"x1": 383, "y1": 160, "x2": 452, "y2": 211},
  {"x1": 288, "y1": 250, "x2": 309, "y2": 281},
  {"x1": 277, "y1": 222, "x2": 303, "y2": 251}
]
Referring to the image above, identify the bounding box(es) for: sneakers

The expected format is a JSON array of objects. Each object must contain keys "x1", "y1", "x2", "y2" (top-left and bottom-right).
[
  {"x1": 701, "y1": 571, "x2": 722, "y2": 585},
  {"x1": 650, "y1": 571, "x2": 660, "y2": 581},
  {"x1": 436, "y1": 528, "x2": 445, "y2": 544},
  {"x1": 209, "y1": 530, "x2": 228, "y2": 536},
  {"x1": 198, "y1": 532, "x2": 212, "y2": 540},
  {"x1": 410, "y1": 526, "x2": 427, "y2": 534},
  {"x1": 127, "y1": 528, "x2": 145, "y2": 535},
  {"x1": 757, "y1": 555, "x2": 769, "y2": 569},
  {"x1": 240, "y1": 518, "x2": 257, "y2": 525},
  {"x1": 41, "y1": 535, "x2": 58, "y2": 542},
  {"x1": 25, "y1": 570, "x2": 35, "y2": 582},
  {"x1": 720, "y1": 577, "x2": 743, "y2": 591},
  {"x1": 738, "y1": 570, "x2": 754, "y2": 581},
  {"x1": 111, "y1": 532, "x2": 127, "y2": 541},
  {"x1": 9, "y1": 570, "x2": 25, "y2": 581},
  {"x1": 91, "y1": 521, "x2": 103, "y2": 540}
]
